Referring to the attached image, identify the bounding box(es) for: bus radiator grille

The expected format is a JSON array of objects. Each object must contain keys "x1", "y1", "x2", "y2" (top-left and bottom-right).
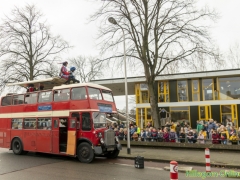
[{"x1": 104, "y1": 129, "x2": 115, "y2": 146}]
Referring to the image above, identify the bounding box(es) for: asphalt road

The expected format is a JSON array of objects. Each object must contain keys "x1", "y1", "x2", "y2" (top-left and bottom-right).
[{"x1": 0, "y1": 148, "x2": 238, "y2": 180}]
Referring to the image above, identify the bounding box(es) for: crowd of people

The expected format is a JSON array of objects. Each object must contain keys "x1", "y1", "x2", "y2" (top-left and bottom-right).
[{"x1": 108, "y1": 119, "x2": 240, "y2": 145}]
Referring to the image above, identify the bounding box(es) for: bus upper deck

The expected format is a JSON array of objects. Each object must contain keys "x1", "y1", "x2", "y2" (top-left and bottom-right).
[{"x1": 0, "y1": 77, "x2": 117, "y2": 114}]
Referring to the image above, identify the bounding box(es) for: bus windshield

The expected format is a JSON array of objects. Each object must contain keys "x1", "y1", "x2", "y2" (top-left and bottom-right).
[
  {"x1": 92, "y1": 112, "x2": 107, "y2": 129},
  {"x1": 102, "y1": 90, "x2": 114, "y2": 102}
]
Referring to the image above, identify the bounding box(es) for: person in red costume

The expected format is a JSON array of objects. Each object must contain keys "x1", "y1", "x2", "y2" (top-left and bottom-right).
[{"x1": 59, "y1": 61, "x2": 70, "y2": 80}]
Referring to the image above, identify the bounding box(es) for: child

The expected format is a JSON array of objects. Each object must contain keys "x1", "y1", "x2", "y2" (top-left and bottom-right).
[
  {"x1": 212, "y1": 130, "x2": 220, "y2": 144},
  {"x1": 132, "y1": 132, "x2": 139, "y2": 141},
  {"x1": 169, "y1": 129, "x2": 177, "y2": 142},
  {"x1": 197, "y1": 131, "x2": 205, "y2": 144},
  {"x1": 179, "y1": 130, "x2": 186, "y2": 143},
  {"x1": 151, "y1": 128, "x2": 158, "y2": 142},
  {"x1": 230, "y1": 133, "x2": 238, "y2": 145}
]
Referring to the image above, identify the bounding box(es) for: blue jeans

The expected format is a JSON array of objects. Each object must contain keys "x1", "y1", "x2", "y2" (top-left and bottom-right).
[{"x1": 221, "y1": 139, "x2": 227, "y2": 144}]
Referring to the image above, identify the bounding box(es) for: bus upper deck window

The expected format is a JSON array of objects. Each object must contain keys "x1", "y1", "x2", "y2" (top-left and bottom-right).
[
  {"x1": 1, "y1": 96, "x2": 12, "y2": 106},
  {"x1": 71, "y1": 87, "x2": 87, "y2": 100}
]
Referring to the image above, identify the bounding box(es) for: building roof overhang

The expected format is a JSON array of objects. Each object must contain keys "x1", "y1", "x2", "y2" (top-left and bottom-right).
[{"x1": 91, "y1": 68, "x2": 240, "y2": 96}]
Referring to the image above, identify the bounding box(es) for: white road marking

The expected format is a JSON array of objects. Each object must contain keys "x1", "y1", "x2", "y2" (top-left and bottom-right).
[{"x1": 109, "y1": 163, "x2": 163, "y2": 170}]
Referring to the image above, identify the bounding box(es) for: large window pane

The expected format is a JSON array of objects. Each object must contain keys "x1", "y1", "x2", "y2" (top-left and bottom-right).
[
  {"x1": 219, "y1": 77, "x2": 240, "y2": 100},
  {"x1": 158, "y1": 81, "x2": 169, "y2": 102},
  {"x1": 141, "y1": 91, "x2": 149, "y2": 103},
  {"x1": 221, "y1": 105, "x2": 231, "y2": 113},
  {"x1": 177, "y1": 81, "x2": 188, "y2": 101},
  {"x1": 170, "y1": 106, "x2": 190, "y2": 124},
  {"x1": 192, "y1": 80, "x2": 199, "y2": 101},
  {"x1": 202, "y1": 79, "x2": 214, "y2": 100}
]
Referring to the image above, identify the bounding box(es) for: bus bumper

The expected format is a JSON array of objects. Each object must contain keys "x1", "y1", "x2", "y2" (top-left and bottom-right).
[{"x1": 94, "y1": 143, "x2": 121, "y2": 155}]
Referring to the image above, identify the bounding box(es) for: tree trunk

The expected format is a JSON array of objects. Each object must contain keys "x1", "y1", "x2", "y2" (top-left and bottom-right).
[{"x1": 148, "y1": 80, "x2": 160, "y2": 128}]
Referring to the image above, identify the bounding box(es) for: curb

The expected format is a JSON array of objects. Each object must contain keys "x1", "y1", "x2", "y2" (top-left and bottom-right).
[
  {"x1": 120, "y1": 141, "x2": 240, "y2": 152},
  {"x1": 118, "y1": 156, "x2": 240, "y2": 169}
]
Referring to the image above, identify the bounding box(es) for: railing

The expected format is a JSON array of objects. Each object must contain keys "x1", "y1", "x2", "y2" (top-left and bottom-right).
[
  {"x1": 117, "y1": 110, "x2": 136, "y2": 122},
  {"x1": 118, "y1": 135, "x2": 240, "y2": 145}
]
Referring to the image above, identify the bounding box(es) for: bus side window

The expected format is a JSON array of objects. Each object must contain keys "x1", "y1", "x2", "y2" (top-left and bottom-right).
[
  {"x1": 24, "y1": 118, "x2": 36, "y2": 129},
  {"x1": 13, "y1": 95, "x2": 24, "y2": 105},
  {"x1": 1, "y1": 96, "x2": 12, "y2": 106},
  {"x1": 12, "y1": 118, "x2": 23, "y2": 129}
]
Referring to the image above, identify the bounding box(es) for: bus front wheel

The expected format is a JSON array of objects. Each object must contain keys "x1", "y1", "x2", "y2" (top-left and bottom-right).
[
  {"x1": 12, "y1": 138, "x2": 24, "y2": 155},
  {"x1": 77, "y1": 142, "x2": 94, "y2": 163}
]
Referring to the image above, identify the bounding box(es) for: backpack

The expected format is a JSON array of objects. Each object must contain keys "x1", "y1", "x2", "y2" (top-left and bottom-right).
[{"x1": 169, "y1": 132, "x2": 175, "y2": 139}]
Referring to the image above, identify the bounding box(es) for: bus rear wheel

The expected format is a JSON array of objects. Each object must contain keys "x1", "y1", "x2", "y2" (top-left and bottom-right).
[
  {"x1": 106, "y1": 149, "x2": 120, "y2": 159},
  {"x1": 77, "y1": 142, "x2": 94, "y2": 163},
  {"x1": 12, "y1": 138, "x2": 25, "y2": 155}
]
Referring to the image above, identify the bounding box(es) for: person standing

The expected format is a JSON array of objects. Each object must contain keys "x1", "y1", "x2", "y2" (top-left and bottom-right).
[
  {"x1": 207, "y1": 119, "x2": 216, "y2": 140},
  {"x1": 196, "y1": 121, "x2": 203, "y2": 135}
]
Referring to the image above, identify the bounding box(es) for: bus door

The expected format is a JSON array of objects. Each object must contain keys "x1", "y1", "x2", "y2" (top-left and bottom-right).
[
  {"x1": 80, "y1": 112, "x2": 93, "y2": 142},
  {"x1": 52, "y1": 118, "x2": 59, "y2": 154},
  {"x1": 66, "y1": 117, "x2": 77, "y2": 155}
]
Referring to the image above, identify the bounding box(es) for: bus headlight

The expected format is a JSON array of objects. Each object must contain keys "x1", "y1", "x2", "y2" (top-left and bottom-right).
[
  {"x1": 115, "y1": 136, "x2": 119, "y2": 143},
  {"x1": 100, "y1": 138, "x2": 104, "y2": 144},
  {"x1": 98, "y1": 132, "x2": 102, "y2": 138}
]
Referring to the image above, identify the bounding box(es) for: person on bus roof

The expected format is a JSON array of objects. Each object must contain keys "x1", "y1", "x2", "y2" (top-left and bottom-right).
[
  {"x1": 27, "y1": 84, "x2": 35, "y2": 92},
  {"x1": 59, "y1": 61, "x2": 70, "y2": 80}
]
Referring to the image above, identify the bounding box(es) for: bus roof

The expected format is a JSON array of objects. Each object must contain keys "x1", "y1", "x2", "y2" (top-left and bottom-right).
[
  {"x1": 6, "y1": 77, "x2": 112, "y2": 91},
  {"x1": 53, "y1": 83, "x2": 112, "y2": 91},
  {"x1": 6, "y1": 77, "x2": 66, "y2": 90}
]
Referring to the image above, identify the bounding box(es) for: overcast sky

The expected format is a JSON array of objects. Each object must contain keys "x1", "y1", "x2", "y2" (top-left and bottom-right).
[{"x1": 0, "y1": 0, "x2": 239, "y2": 110}]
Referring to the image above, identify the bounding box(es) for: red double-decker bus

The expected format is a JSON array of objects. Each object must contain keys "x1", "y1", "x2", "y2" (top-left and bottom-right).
[{"x1": 0, "y1": 78, "x2": 121, "y2": 163}]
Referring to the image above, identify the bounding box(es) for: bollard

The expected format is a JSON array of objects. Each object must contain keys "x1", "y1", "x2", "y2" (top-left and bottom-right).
[
  {"x1": 205, "y1": 148, "x2": 211, "y2": 172},
  {"x1": 170, "y1": 161, "x2": 178, "y2": 180}
]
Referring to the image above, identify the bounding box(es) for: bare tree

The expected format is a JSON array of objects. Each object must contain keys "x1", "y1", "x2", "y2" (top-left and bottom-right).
[
  {"x1": 69, "y1": 56, "x2": 104, "y2": 83},
  {"x1": 0, "y1": 4, "x2": 70, "y2": 91},
  {"x1": 92, "y1": 0, "x2": 218, "y2": 127},
  {"x1": 227, "y1": 42, "x2": 240, "y2": 69}
]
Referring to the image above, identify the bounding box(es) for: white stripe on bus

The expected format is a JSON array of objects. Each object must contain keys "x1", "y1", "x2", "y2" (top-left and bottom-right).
[{"x1": 0, "y1": 109, "x2": 116, "y2": 118}]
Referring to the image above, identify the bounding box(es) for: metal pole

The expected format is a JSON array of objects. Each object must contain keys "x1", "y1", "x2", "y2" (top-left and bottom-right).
[
  {"x1": 121, "y1": 27, "x2": 131, "y2": 154},
  {"x1": 108, "y1": 17, "x2": 130, "y2": 154},
  {"x1": 141, "y1": 108, "x2": 143, "y2": 129}
]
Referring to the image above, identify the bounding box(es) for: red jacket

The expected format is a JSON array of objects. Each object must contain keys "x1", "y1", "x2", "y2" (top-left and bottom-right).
[{"x1": 212, "y1": 133, "x2": 220, "y2": 144}]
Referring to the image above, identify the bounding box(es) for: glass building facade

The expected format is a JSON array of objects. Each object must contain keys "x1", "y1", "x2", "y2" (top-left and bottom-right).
[{"x1": 134, "y1": 71, "x2": 240, "y2": 129}]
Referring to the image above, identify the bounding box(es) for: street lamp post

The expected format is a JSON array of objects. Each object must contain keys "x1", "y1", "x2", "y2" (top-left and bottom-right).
[{"x1": 108, "y1": 17, "x2": 131, "y2": 154}]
